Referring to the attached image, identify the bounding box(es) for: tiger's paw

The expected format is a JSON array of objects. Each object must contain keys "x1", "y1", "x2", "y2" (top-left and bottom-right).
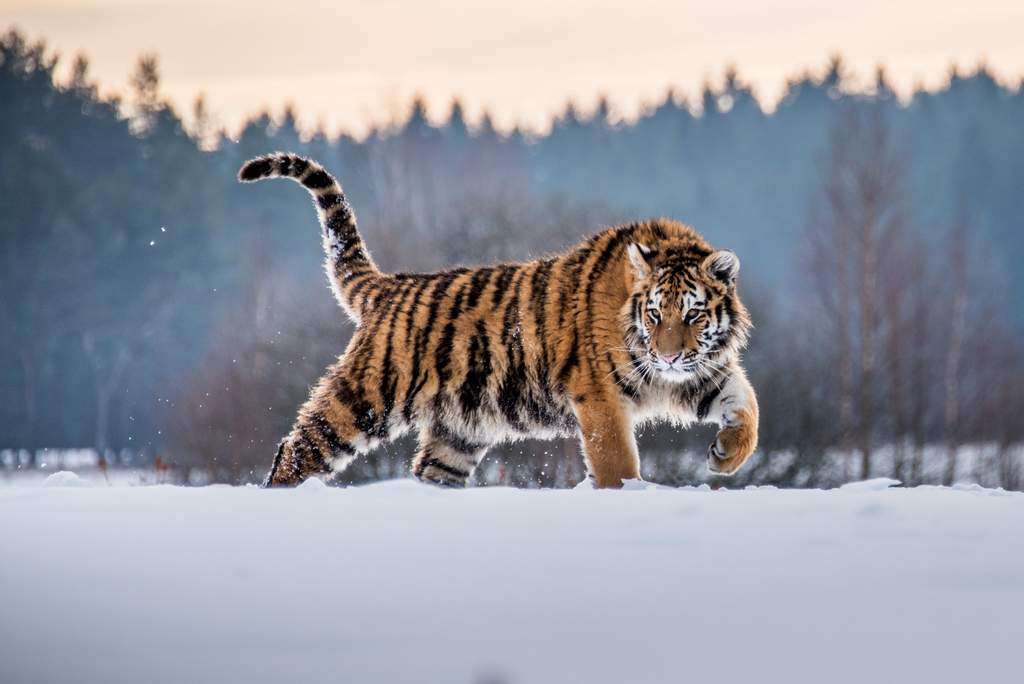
[{"x1": 706, "y1": 418, "x2": 757, "y2": 476}]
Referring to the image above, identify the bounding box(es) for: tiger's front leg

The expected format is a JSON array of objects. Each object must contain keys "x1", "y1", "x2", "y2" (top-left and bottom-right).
[
  {"x1": 702, "y1": 366, "x2": 759, "y2": 476},
  {"x1": 572, "y1": 394, "x2": 641, "y2": 488}
]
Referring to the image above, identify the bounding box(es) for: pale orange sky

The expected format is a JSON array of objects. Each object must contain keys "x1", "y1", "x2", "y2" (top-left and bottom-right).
[{"x1": 3, "y1": 0, "x2": 1023, "y2": 137}]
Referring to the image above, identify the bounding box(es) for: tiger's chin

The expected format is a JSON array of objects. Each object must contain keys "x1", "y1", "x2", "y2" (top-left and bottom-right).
[
  {"x1": 651, "y1": 355, "x2": 731, "y2": 384},
  {"x1": 654, "y1": 366, "x2": 701, "y2": 384}
]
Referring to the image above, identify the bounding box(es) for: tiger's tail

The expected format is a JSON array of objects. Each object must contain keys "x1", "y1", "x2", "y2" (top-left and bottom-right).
[{"x1": 238, "y1": 152, "x2": 382, "y2": 320}]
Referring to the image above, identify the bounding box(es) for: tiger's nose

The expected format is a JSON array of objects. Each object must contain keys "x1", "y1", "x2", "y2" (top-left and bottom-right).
[{"x1": 660, "y1": 351, "x2": 682, "y2": 365}]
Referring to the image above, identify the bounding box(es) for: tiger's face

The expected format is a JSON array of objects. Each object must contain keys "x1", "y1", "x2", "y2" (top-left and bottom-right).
[{"x1": 625, "y1": 242, "x2": 749, "y2": 383}]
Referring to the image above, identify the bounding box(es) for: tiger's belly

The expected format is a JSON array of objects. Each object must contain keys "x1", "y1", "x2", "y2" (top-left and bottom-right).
[{"x1": 430, "y1": 378, "x2": 579, "y2": 446}]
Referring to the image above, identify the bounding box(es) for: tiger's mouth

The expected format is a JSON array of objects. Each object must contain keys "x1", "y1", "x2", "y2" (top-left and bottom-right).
[
  {"x1": 649, "y1": 352, "x2": 700, "y2": 379},
  {"x1": 646, "y1": 348, "x2": 729, "y2": 383}
]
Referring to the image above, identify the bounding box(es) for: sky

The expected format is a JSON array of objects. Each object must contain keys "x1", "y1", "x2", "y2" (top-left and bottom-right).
[{"x1": 3, "y1": 0, "x2": 1023, "y2": 137}]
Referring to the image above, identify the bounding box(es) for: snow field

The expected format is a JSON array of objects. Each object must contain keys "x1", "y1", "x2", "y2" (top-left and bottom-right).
[{"x1": 2, "y1": 476, "x2": 1022, "y2": 683}]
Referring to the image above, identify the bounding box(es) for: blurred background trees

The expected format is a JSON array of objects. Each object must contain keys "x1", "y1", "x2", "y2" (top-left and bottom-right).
[{"x1": 1, "y1": 28, "x2": 1022, "y2": 488}]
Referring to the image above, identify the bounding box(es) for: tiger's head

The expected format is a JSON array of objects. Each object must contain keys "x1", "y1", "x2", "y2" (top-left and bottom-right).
[{"x1": 624, "y1": 241, "x2": 751, "y2": 383}]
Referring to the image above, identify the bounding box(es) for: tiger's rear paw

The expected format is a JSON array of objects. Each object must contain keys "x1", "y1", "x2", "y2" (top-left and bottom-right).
[{"x1": 412, "y1": 457, "x2": 470, "y2": 488}]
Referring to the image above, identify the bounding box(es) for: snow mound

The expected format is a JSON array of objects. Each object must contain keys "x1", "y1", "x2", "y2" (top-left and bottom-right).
[
  {"x1": 40, "y1": 471, "x2": 89, "y2": 487},
  {"x1": 295, "y1": 476, "x2": 329, "y2": 493},
  {"x1": 838, "y1": 477, "x2": 901, "y2": 491},
  {"x1": 950, "y1": 482, "x2": 1014, "y2": 495},
  {"x1": 572, "y1": 475, "x2": 595, "y2": 490},
  {"x1": 1, "y1": 480, "x2": 1021, "y2": 684}
]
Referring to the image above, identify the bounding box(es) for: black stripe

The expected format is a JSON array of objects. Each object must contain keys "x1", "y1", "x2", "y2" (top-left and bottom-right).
[
  {"x1": 402, "y1": 275, "x2": 434, "y2": 349},
  {"x1": 290, "y1": 156, "x2": 310, "y2": 176},
  {"x1": 586, "y1": 228, "x2": 632, "y2": 290},
  {"x1": 341, "y1": 242, "x2": 364, "y2": 261},
  {"x1": 631, "y1": 293, "x2": 642, "y2": 324},
  {"x1": 419, "y1": 456, "x2": 470, "y2": 480},
  {"x1": 263, "y1": 441, "x2": 286, "y2": 487},
  {"x1": 326, "y1": 208, "x2": 354, "y2": 235},
  {"x1": 497, "y1": 269, "x2": 527, "y2": 430},
  {"x1": 607, "y1": 353, "x2": 640, "y2": 401},
  {"x1": 343, "y1": 270, "x2": 372, "y2": 285},
  {"x1": 557, "y1": 251, "x2": 585, "y2": 327},
  {"x1": 379, "y1": 279, "x2": 417, "y2": 430},
  {"x1": 317, "y1": 192, "x2": 344, "y2": 210},
  {"x1": 568, "y1": 246, "x2": 589, "y2": 297},
  {"x1": 277, "y1": 155, "x2": 293, "y2": 176},
  {"x1": 530, "y1": 259, "x2": 558, "y2": 417},
  {"x1": 302, "y1": 169, "x2": 334, "y2": 190},
  {"x1": 458, "y1": 319, "x2": 493, "y2": 419},
  {"x1": 347, "y1": 274, "x2": 378, "y2": 303},
  {"x1": 335, "y1": 375, "x2": 378, "y2": 438},
  {"x1": 466, "y1": 266, "x2": 495, "y2": 310},
  {"x1": 433, "y1": 279, "x2": 471, "y2": 386},
  {"x1": 490, "y1": 264, "x2": 518, "y2": 307},
  {"x1": 310, "y1": 413, "x2": 354, "y2": 456},
  {"x1": 239, "y1": 158, "x2": 273, "y2": 181},
  {"x1": 349, "y1": 323, "x2": 383, "y2": 387},
  {"x1": 557, "y1": 330, "x2": 579, "y2": 385},
  {"x1": 530, "y1": 259, "x2": 554, "y2": 374},
  {"x1": 697, "y1": 386, "x2": 722, "y2": 421},
  {"x1": 582, "y1": 229, "x2": 632, "y2": 382}
]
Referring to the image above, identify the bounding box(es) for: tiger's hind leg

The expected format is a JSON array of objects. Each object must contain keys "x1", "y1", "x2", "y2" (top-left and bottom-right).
[
  {"x1": 264, "y1": 414, "x2": 363, "y2": 488},
  {"x1": 411, "y1": 425, "x2": 489, "y2": 488},
  {"x1": 264, "y1": 362, "x2": 403, "y2": 487}
]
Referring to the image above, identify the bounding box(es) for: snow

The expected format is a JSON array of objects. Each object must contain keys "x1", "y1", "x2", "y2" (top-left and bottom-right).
[
  {"x1": 2, "y1": 480, "x2": 1022, "y2": 684},
  {"x1": 41, "y1": 470, "x2": 90, "y2": 487},
  {"x1": 836, "y1": 476, "x2": 901, "y2": 491}
]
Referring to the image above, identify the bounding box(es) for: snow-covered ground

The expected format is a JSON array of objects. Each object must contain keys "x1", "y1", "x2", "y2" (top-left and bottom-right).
[{"x1": 2, "y1": 476, "x2": 1022, "y2": 684}]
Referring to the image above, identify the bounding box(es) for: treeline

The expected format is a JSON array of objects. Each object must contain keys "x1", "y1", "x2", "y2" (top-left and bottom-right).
[{"x1": 2, "y1": 27, "x2": 1022, "y2": 487}]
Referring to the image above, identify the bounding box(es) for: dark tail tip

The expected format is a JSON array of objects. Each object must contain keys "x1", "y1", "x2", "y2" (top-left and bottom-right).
[{"x1": 238, "y1": 157, "x2": 274, "y2": 182}]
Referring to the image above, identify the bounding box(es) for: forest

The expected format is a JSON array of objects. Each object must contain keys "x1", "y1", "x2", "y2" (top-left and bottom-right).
[{"x1": 2, "y1": 27, "x2": 1022, "y2": 488}]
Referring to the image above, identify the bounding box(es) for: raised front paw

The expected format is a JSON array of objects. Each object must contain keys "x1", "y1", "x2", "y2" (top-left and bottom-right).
[{"x1": 706, "y1": 417, "x2": 757, "y2": 476}]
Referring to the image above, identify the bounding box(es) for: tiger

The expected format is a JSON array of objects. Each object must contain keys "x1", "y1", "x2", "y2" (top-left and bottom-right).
[{"x1": 238, "y1": 152, "x2": 758, "y2": 489}]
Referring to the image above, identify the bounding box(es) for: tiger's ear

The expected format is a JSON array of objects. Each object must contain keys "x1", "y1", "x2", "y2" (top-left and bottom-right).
[
  {"x1": 626, "y1": 243, "x2": 657, "y2": 281},
  {"x1": 703, "y1": 250, "x2": 740, "y2": 287}
]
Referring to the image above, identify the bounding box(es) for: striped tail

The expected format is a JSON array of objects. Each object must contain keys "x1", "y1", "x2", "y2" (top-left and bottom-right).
[{"x1": 237, "y1": 152, "x2": 381, "y2": 320}]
